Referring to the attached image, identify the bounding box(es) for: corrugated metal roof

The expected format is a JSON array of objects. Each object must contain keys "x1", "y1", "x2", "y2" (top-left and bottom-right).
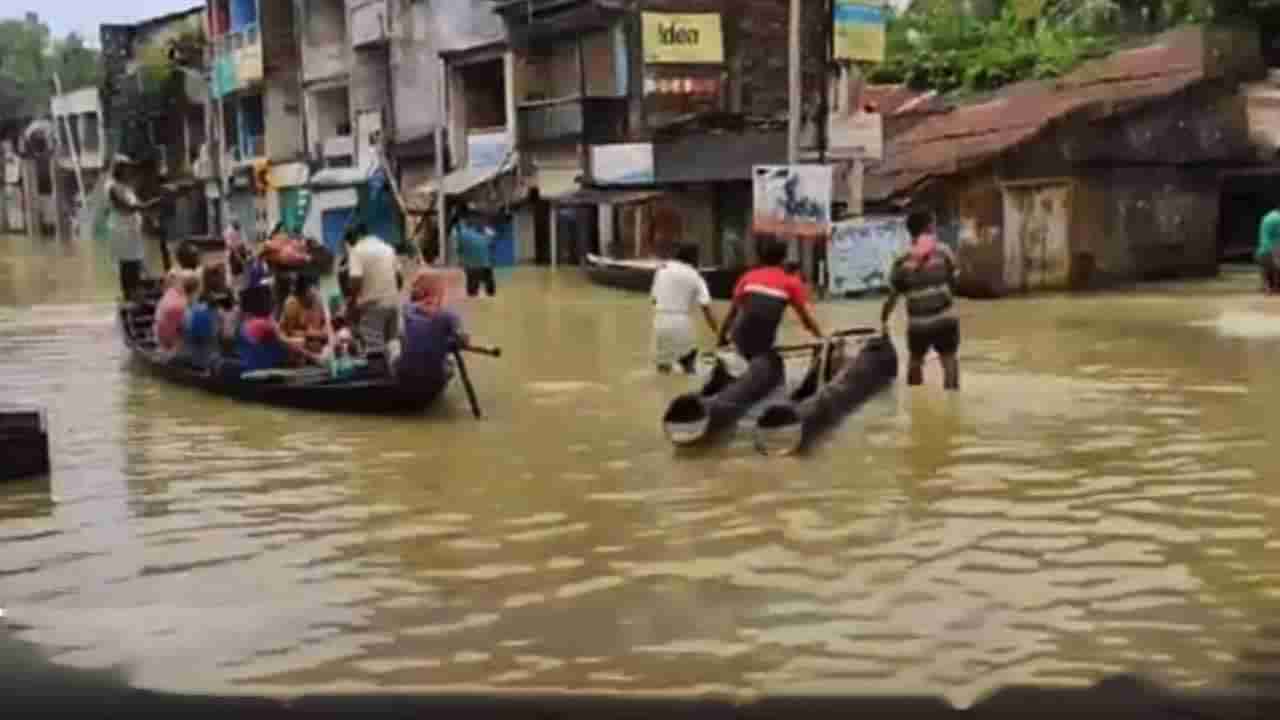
[{"x1": 868, "y1": 27, "x2": 1214, "y2": 202}]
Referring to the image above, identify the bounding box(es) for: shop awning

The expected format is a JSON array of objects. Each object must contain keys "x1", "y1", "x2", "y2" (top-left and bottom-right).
[
  {"x1": 548, "y1": 187, "x2": 666, "y2": 206},
  {"x1": 412, "y1": 157, "x2": 517, "y2": 200}
]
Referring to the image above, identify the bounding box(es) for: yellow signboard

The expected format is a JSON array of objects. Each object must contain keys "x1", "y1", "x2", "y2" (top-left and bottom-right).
[
  {"x1": 833, "y1": 1, "x2": 886, "y2": 63},
  {"x1": 1012, "y1": 0, "x2": 1047, "y2": 21},
  {"x1": 642, "y1": 13, "x2": 724, "y2": 65}
]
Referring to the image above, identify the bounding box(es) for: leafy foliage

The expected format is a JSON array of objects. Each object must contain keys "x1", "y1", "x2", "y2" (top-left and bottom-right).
[
  {"x1": 868, "y1": 0, "x2": 1276, "y2": 95},
  {"x1": 0, "y1": 13, "x2": 102, "y2": 120}
]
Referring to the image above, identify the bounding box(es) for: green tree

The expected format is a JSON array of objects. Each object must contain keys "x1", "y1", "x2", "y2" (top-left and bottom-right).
[
  {"x1": 0, "y1": 12, "x2": 101, "y2": 120},
  {"x1": 871, "y1": 0, "x2": 1279, "y2": 94}
]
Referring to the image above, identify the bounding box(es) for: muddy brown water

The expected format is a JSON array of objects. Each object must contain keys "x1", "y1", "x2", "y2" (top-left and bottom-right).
[{"x1": 2, "y1": 232, "x2": 1280, "y2": 705}]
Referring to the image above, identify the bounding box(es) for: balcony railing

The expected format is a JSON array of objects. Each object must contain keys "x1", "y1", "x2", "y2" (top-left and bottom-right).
[{"x1": 517, "y1": 96, "x2": 628, "y2": 146}]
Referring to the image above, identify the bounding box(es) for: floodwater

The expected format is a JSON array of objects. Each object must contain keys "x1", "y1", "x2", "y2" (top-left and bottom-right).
[{"x1": 3, "y1": 232, "x2": 1280, "y2": 706}]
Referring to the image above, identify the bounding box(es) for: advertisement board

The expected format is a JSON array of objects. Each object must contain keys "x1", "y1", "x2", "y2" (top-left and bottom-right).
[
  {"x1": 827, "y1": 215, "x2": 910, "y2": 294},
  {"x1": 752, "y1": 165, "x2": 833, "y2": 239},
  {"x1": 642, "y1": 13, "x2": 725, "y2": 64}
]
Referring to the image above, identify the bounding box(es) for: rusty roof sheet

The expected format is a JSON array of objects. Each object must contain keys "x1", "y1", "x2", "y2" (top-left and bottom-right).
[
  {"x1": 860, "y1": 84, "x2": 947, "y2": 116},
  {"x1": 868, "y1": 28, "x2": 1210, "y2": 201}
]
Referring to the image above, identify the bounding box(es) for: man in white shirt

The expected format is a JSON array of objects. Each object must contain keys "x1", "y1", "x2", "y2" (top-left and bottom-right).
[
  {"x1": 344, "y1": 223, "x2": 401, "y2": 353},
  {"x1": 651, "y1": 243, "x2": 719, "y2": 374}
]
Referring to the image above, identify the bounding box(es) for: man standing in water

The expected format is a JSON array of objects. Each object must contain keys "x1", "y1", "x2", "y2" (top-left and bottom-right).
[
  {"x1": 453, "y1": 209, "x2": 497, "y2": 297},
  {"x1": 881, "y1": 210, "x2": 961, "y2": 390},
  {"x1": 1257, "y1": 206, "x2": 1280, "y2": 294},
  {"x1": 651, "y1": 243, "x2": 718, "y2": 374},
  {"x1": 718, "y1": 235, "x2": 825, "y2": 359}
]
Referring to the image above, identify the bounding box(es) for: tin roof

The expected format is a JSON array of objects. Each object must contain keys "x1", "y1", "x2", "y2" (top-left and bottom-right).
[{"x1": 867, "y1": 27, "x2": 1216, "y2": 202}]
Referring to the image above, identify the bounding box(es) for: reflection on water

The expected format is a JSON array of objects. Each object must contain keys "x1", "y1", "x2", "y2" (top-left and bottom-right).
[{"x1": 2, "y1": 233, "x2": 1280, "y2": 704}]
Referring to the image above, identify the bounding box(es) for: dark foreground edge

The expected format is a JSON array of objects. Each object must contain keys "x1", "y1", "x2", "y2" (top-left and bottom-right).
[{"x1": 4, "y1": 630, "x2": 1277, "y2": 720}]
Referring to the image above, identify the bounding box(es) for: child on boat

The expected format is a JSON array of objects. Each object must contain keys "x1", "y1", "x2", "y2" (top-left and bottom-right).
[{"x1": 154, "y1": 273, "x2": 200, "y2": 358}]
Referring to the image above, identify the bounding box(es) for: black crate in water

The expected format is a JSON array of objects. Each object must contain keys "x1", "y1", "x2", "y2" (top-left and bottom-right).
[{"x1": 1, "y1": 406, "x2": 50, "y2": 481}]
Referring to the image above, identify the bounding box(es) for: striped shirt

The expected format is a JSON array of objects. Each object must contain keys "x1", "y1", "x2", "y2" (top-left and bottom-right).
[{"x1": 889, "y1": 243, "x2": 958, "y2": 326}]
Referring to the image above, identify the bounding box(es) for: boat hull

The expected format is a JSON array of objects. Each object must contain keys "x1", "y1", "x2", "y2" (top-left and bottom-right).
[
  {"x1": 119, "y1": 307, "x2": 450, "y2": 415},
  {"x1": 584, "y1": 255, "x2": 743, "y2": 300},
  {"x1": 755, "y1": 335, "x2": 898, "y2": 456},
  {"x1": 662, "y1": 352, "x2": 785, "y2": 446}
]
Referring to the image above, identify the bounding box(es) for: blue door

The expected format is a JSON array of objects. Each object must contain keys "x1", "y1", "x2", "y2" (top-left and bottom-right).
[
  {"x1": 321, "y1": 207, "x2": 356, "y2": 255},
  {"x1": 493, "y1": 217, "x2": 515, "y2": 267}
]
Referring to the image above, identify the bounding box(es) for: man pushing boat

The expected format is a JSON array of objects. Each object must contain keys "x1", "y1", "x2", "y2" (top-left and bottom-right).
[
  {"x1": 717, "y1": 235, "x2": 826, "y2": 360},
  {"x1": 880, "y1": 210, "x2": 961, "y2": 391}
]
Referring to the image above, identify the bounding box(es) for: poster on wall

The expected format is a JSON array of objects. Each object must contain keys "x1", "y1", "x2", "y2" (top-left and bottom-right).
[
  {"x1": 833, "y1": 1, "x2": 886, "y2": 63},
  {"x1": 591, "y1": 144, "x2": 655, "y2": 185},
  {"x1": 468, "y1": 132, "x2": 512, "y2": 169},
  {"x1": 642, "y1": 12, "x2": 725, "y2": 64},
  {"x1": 752, "y1": 165, "x2": 833, "y2": 239},
  {"x1": 827, "y1": 215, "x2": 910, "y2": 294}
]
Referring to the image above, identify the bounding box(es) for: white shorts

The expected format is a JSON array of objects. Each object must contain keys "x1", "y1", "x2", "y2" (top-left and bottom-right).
[{"x1": 654, "y1": 312, "x2": 697, "y2": 366}]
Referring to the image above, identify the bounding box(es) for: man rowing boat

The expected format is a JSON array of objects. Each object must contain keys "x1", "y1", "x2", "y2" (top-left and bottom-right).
[{"x1": 717, "y1": 235, "x2": 825, "y2": 360}]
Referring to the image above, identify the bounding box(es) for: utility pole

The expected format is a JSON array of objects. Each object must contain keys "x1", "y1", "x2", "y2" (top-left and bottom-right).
[
  {"x1": 787, "y1": 0, "x2": 805, "y2": 273},
  {"x1": 435, "y1": 61, "x2": 449, "y2": 266}
]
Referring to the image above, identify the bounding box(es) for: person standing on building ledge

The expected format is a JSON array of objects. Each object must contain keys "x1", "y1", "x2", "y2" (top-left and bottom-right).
[
  {"x1": 453, "y1": 209, "x2": 497, "y2": 297},
  {"x1": 881, "y1": 210, "x2": 961, "y2": 391},
  {"x1": 1257, "y1": 206, "x2": 1280, "y2": 294},
  {"x1": 652, "y1": 243, "x2": 719, "y2": 374},
  {"x1": 717, "y1": 235, "x2": 825, "y2": 360}
]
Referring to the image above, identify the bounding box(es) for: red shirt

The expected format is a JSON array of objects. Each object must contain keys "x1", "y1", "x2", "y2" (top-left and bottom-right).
[
  {"x1": 733, "y1": 266, "x2": 811, "y2": 307},
  {"x1": 731, "y1": 266, "x2": 811, "y2": 357}
]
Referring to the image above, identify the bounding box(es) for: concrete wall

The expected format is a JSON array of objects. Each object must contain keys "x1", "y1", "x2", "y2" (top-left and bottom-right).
[
  {"x1": 391, "y1": 0, "x2": 443, "y2": 142},
  {"x1": 263, "y1": 0, "x2": 305, "y2": 163},
  {"x1": 300, "y1": 0, "x2": 349, "y2": 84}
]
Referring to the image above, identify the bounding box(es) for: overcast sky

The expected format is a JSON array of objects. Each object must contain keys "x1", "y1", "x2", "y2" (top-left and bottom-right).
[
  {"x1": 7, "y1": 1, "x2": 202, "y2": 44},
  {"x1": 9, "y1": 0, "x2": 915, "y2": 45}
]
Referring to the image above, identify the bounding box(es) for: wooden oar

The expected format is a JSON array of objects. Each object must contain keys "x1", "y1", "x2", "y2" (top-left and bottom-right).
[
  {"x1": 706, "y1": 327, "x2": 877, "y2": 359},
  {"x1": 461, "y1": 344, "x2": 502, "y2": 358},
  {"x1": 452, "y1": 349, "x2": 484, "y2": 419},
  {"x1": 451, "y1": 342, "x2": 501, "y2": 419}
]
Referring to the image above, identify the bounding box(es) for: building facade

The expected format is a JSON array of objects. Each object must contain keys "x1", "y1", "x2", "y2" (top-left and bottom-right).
[{"x1": 493, "y1": 0, "x2": 829, "y2": 268}]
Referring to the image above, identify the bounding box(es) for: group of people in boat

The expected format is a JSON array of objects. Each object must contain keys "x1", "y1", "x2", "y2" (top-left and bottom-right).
[
  {"x1": 649, "y1": 210, "x2": 961, "y2": 391},
  {"x1": 105, "y1": 155, "x2": 468, "y2": 387}
]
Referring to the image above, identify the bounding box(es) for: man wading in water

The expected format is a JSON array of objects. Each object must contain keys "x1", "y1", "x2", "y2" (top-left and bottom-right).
[{"x1": 881, "y1": 210, "x2": 961, "y2": 390}]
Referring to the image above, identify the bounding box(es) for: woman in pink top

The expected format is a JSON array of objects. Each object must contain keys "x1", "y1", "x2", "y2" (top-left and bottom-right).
[{"x1": 154, "y1": 274, "x2": 200, "y2": 355}]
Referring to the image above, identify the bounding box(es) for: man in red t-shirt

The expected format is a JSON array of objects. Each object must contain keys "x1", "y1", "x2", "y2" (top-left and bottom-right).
[{"x1": 717, "y1": 236, "x2": 825, "y2": 359}]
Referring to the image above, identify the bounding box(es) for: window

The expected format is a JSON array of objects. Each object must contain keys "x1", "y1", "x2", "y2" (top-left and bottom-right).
[
  {"x1": 239, "y1": 93, "x2": 265, "y2": 159},
  {"x1": 308, "y1": 0, "x2": 347, "y2": 46},
  {"x1": 459, "y1": 60, "x2": 506, "y2": 131},
  {"x1": 521, "y1": 28, "x2": 626, "y2": 103},
  {"x1": 81, "y1": 114, "x2": 100, "y2": 153},
  {"x1": 313, "y1": 85, "x2": 352, "y2": 140},
  {"x1": 582, "y1": 30, "x2": 624, "y2": 97},
  {"x1": 643, "y1": 66, "x2": 727, "y2": 124},
  {"x1": 522, "y1": 42, "x2": 579, "y2": 103}
]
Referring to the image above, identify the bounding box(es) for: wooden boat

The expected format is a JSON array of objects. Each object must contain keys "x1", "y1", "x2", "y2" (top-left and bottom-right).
[
  {"x1": 117, "y1": 296, "x2": 456, "y2": 416},
  {"x1": 584, "y1": 254, "x2": 744, "y2": 300},
  {"x1": 754, "y1": 334, "x2": 898, "y2": 456}
]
